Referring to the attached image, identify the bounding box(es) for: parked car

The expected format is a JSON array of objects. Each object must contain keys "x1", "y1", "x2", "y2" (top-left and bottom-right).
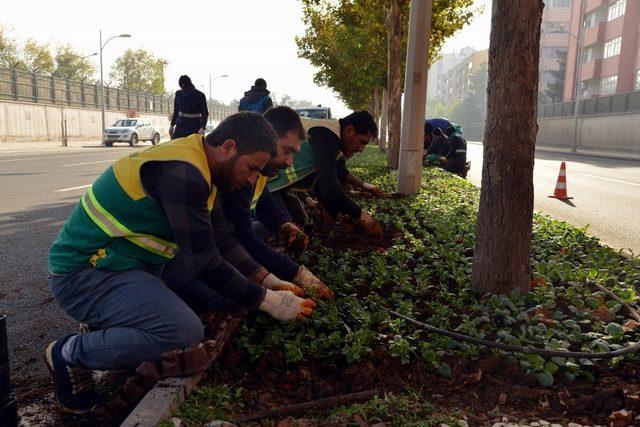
[
  {"x1": 103, "y1": 118, "x2": 161, "y2": 147},
  {"x1": 204, "y1": 124, "x2": 215, "y2": 137},
  {"x1": 293, "y1": 106, "x2": 332, "y2": 120}
]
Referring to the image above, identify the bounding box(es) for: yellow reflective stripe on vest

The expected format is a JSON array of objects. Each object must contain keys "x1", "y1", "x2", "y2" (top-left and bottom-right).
[
  {"x1": 250, "y1": 174, "x2": 269, "y2": 210},
  {"x1": 284, "y1": 166, "x2": 297, "y2": 183},
  {"x1": 81, "y1": 186, "x2": 178, "y2": 258}
]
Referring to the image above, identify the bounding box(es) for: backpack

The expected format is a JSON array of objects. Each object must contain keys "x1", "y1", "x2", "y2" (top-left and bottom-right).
[{"x1": 240, "y1": 96, "x2": 270, "y2": 113}]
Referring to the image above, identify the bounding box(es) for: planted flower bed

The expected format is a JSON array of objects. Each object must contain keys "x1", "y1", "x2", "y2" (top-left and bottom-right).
[{"x1": 169, "y1": 148, "x2": 640, "y2": 426}]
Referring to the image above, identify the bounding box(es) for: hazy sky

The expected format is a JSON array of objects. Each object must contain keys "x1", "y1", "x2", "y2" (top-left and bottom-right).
[{"x1": 2, "y1": 0, "x2": 491, "y2": 117}]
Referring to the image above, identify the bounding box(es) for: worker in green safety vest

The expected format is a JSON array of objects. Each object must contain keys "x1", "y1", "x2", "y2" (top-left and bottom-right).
[
  {"x1": 44, "y1": 112, "x2": 316, "y2": 414},
  {"x1": 267, "y1": 111, "x2": 385, "y2": 237}
]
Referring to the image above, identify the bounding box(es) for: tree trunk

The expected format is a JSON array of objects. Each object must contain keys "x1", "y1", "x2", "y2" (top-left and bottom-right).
[
  {"x1": 371, "y1": 87, "x2": 381, "y2": 148},
  {"x1": 386, "y1": 0, "x2": 403, "y2": 169},
  {"x1": 471, "y1": 0, "x2": 544, "y2": 296},
  {"x1": 379, "y1": 88, "x2": 388, "y2": 152}
]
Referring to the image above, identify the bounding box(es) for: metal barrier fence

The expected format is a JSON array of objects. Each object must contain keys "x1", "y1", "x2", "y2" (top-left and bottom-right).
[
  {"x1": 538, "y1": 90, "x2": 640, "y2": 118},
  {"x1": 0, "y1": 66, "x2": 172, "y2": 114}
]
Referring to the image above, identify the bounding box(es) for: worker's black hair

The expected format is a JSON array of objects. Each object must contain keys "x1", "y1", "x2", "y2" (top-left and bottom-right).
[
  {"x1": 178, "y1": 75, "x2": 193, "y2": 89},
  {"x1": 340, "y1": 110, "x2": 378, "y2": 139},
  {"x1": 263, "y1": 106, "x2": 305, "y2": 140},
  {"x1": 424, "y1": 122, "x2": 433, "y2": 135},
  {"x1": 254, "y1": 78, "x2": 267, "y2": 88},
  {"x1": 432, "y1": 127, "x2": 443, "y2": 137},
  {"x1": 205, "y1": 112, "x2": 277, "y2": 157}
]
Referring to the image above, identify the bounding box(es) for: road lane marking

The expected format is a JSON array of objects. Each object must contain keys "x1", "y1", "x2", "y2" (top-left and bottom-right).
[
  {"x1": 578, "y1": 173, "x2": 640, "y2": 188},
  {"x1": 0, "y1": 151, "x2": 125, "y2": 163},
  {"x1": 62, "y1": 159, "x2": 116, "y2": 167},
  {"x1": 55, "y1": 184, "x2": 91, "y2": 193}
]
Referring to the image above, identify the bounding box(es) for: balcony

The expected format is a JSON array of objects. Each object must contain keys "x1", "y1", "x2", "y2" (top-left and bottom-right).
[
  {"x1": 580, "y1": 58, "x2": 603, "y2": 81},
  {"x1": 585, "y1": 0, "x2": 607, "y2": 13},
  {"x1": 583, "y1": 22, "x2": 606, "y2": 47}
]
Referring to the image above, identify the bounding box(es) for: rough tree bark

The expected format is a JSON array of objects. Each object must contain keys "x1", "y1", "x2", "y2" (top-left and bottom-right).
[
  {"x1": 370, "y1": 87, "x2": 381, "y2": 149},
  {"x1": 471, "y1": 0, "x2": 544, "y2": 295},
  {"x1": 379, "y1": 88, "x2": 388, "y2": 152},
  {"x1": 386, "y1": 0, "x2": 404, "y2": 169}
]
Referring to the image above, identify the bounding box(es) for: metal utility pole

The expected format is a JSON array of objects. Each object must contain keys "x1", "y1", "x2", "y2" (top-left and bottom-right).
[
  {"x1": 571, "y1": 0, "x2": 585, "y2": 153},
  {"x1": 209, "y1": 74, "x2": 229, "y2": 124},
  {"x1": 397, "y1": 0, "x2": 433, "y2": 195},
  {"x1": 99, "y1": 31, "x2": 131, "y2": 145}
]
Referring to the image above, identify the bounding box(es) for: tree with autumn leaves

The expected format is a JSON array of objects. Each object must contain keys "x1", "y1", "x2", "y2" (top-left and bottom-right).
[{"x1": 296, "y1": 0, "x2": 476, "y2": 168}]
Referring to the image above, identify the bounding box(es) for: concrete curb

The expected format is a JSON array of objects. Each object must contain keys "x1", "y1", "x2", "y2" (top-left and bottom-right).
[
  {"x1": 467, "y1": 141, "x2": 640, "y2": 162},
  {"x1": 121, "y1": 375, "x2": 203, "y2": 427}
]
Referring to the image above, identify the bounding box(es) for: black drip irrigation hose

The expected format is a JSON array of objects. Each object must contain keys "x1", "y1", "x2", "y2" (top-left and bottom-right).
[{"x1": 386, "y1": 281, "x2": 640, "y2": 360}]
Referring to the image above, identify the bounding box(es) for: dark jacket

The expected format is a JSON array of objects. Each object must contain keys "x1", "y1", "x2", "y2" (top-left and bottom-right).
[
  {"x1": 445, "y1": 133, "x2": 467, "y2": 175},
  {"x1": 307, "y1": 127, "x2": 361, "y2": 219},
  {"x1": 171, "y1": 86, "x2": 209, "y2": 139},
  {"x1": 238, "y1": 86, "x2": 273, "y2": 114},
  {"x1": 221, "y1": 186, "x2": 300, "y2": 281},
  {"x1": 427, "y1": 136, "x2": 451, "y2": 156}
]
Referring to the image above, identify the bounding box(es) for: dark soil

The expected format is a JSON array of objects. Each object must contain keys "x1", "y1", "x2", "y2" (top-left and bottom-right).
[
  {"x1": 304, "y1": 217, "x2": 400, "y2": 253},
  {"x1": 215, "y1": 346, "x2": 640, "y2": 425}
]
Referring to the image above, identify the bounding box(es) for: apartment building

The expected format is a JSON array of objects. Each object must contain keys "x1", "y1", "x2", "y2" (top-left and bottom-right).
[
  {"x1": 539, "y1": 0, "x2": 573, "y2": 103},
  {"x1": 440, "y1": 49, "x2": 488, "y2": 103},
  {"x1": 564, "y1": 0, "x2": 640, "y2": 101},
  {"x1": 426, "y1": 47, "x2": 476, "y2": 102}
]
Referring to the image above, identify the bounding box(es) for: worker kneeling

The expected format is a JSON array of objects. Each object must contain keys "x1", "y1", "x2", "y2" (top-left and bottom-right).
[
  {"x1": 45, "y1": 113, "x2": 316, "y2": 414},
  {"x1": 267, "y1": 111, "x2": 384, "y2": 237}
]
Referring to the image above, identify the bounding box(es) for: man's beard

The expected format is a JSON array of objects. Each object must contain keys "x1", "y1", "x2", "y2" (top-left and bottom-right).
[{"x1": 212, "y1": 155, "x2": 238, "y2": 192}]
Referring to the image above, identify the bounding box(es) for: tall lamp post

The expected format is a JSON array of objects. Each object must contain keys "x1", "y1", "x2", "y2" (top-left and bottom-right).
[
  {"x1": 570, "y1": 0, "x2": 586, "y2": 153},
  {"x1": 99, "y1": 31, "x2": 131, "y2": 144},
  {"x1": 209, "y1": 73, "x2": 229, "y2": 124}
]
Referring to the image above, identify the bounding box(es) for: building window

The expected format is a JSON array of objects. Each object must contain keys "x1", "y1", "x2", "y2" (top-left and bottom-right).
[
  {"x1": 549, "y1": 0, "x2": 571, "y2": 7},
  {"x1": 604, "y1": 37, "x2": 622, "y2": 58},
  {"x1": 543, "y1": 21, "x2": 569, "y2": 33},
  {"x1": 600, "y1": 75, "x2": 618, "y2": 94},
  {"x1": 636, "y1": 71, "x2": 640, "y2": 90},
  {"x1": 544, "y1": 47, "x2": 567, "y2": 59},
  {"x1": 608, "y1": 0, "x2": 626, "y2": 21}
]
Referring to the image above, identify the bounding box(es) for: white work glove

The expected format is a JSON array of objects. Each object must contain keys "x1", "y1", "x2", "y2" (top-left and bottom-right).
[
  {"x1": 359, "y1": 211, "x2": 383, "y2": 238},
  {"x1": 362, "y1": 182, "x2": 384, "y2": 197},
  {"x1": 293, "y1": 266, "x2": 334, "y2": 300},
  {"x1": 258, "y1": 289, "x2": 316, "y2": 321},
  {"x1": 261, "y1": 273, "x2": 304, "y2": 297}
]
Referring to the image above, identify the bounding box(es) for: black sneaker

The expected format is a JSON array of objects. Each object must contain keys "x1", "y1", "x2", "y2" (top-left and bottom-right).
[{"x1": 44, "y1": 335, "x2": 102, "y2": 414}]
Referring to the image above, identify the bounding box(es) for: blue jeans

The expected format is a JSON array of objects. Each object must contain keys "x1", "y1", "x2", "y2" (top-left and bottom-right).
[{"x1": 49, "y1": 268, "x2": 235, "y2": 370}]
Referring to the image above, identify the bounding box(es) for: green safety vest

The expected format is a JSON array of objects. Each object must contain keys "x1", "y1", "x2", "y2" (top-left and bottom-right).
[
  {"x1": 48, "y1": 134, "x2": 217, "y2": 274},
  {"x1": 267, "y1": 118, "x2": 341, "y2": 192}
]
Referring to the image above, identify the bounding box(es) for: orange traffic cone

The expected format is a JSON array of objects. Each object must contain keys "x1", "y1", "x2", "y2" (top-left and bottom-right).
[{"x1": 549, "y1": 161, "x2": 572, "y2": 200}]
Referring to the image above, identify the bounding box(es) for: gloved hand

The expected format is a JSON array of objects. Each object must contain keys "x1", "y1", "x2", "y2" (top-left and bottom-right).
[
  {"x1": 293, "y1": 266, "x2": 335, "y2": 300},
  {"x1": 197, "y1": 128, "x2": 205, "y2": 135},
  {"x1": 305, "y1": 197, "x2": 331, "y2": 222},
  {"x1": 362, "y1": 183, "x2": 385, "y2": 197},
  {"x1": 277, "y1": 222, "x2": 309, "y2": 252},
  {"x1": 259, "y1": 289, "x2": 316, "y2": 321},
  {"x1": 261, "y1": 273, "x2": 304, "y2": 297},
  {"x1": 359, "y1": 211, "x2": 383, "y2": 238}
]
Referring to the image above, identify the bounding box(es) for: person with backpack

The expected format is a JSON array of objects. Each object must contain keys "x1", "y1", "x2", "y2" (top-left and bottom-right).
[{"x1": 239, "y1": 78, "x2": 274, "y2": 114}]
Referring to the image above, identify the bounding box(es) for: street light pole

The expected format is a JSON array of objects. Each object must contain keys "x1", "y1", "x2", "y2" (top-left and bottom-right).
[
  {"x1": 99, "y1": 31, "x2": 131, "y2": 145},
  {"x1": 571, "y1": 0, "x2": 585, "y2": 154},
  {"x1": 209, "y1": 74, "x2": 229, "y2": 124}
]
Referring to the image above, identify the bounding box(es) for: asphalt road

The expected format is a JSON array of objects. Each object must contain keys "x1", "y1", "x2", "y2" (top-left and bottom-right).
[
  {"x1": 466, "y1": 143, "x2": 640, "y2": 254},
  {"x1": 0, "y1": 144, "x2": 149, "y2": 422}
]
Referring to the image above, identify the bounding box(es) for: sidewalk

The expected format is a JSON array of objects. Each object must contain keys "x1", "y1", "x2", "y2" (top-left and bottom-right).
[
  {"x1": 0, "y1": 138, "x2": 168, "y2": 158},
  {"x1": 467, "y1": 140, "x2": 640, "y2": 162}
]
